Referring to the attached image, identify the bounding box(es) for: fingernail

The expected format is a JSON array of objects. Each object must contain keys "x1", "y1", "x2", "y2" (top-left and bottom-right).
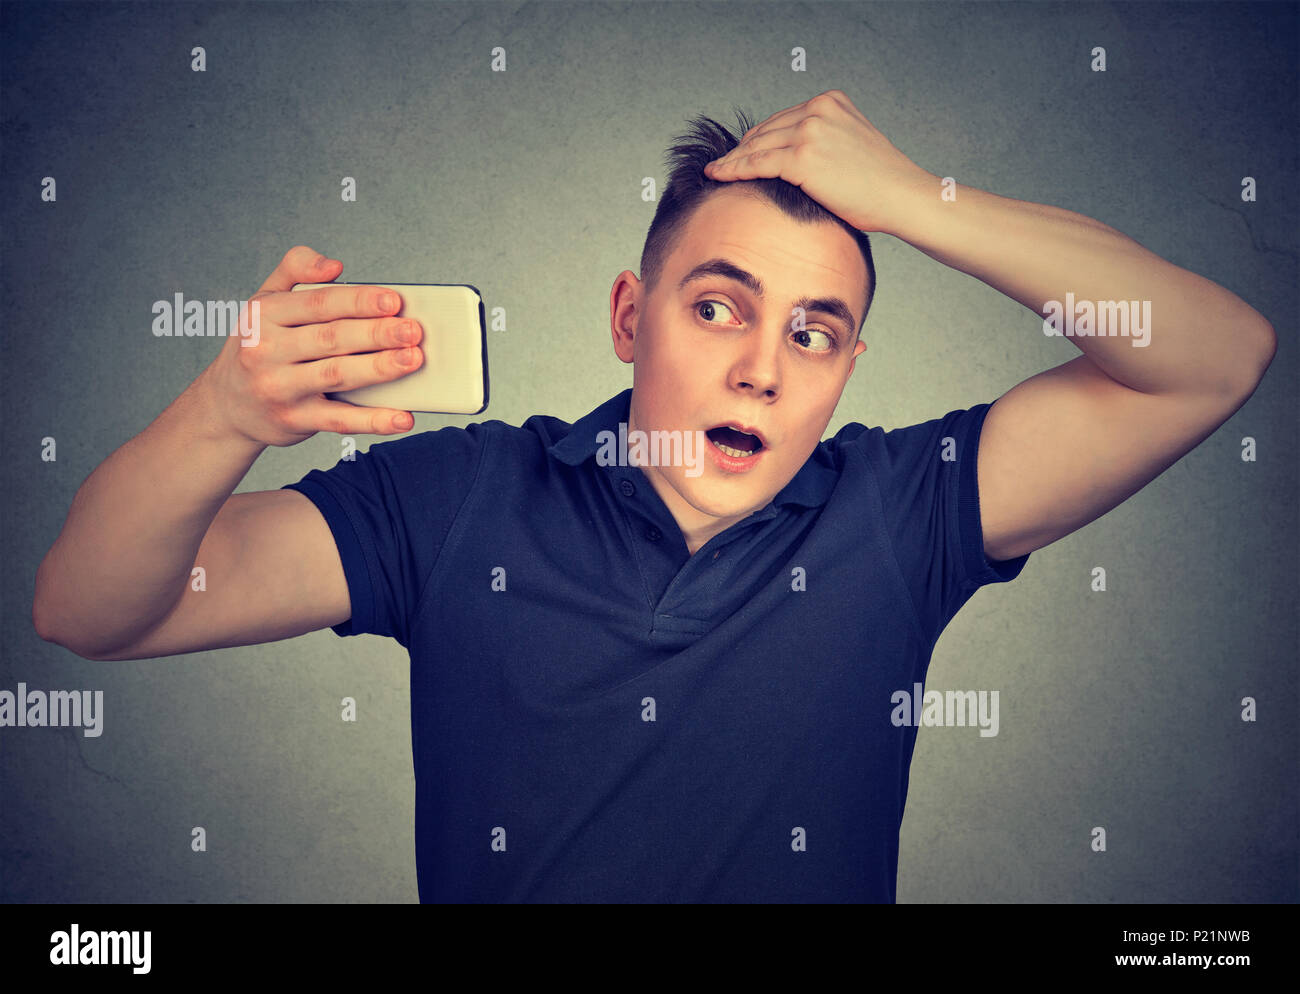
[{"x1": 383, "y1": 292, "x2": 400, "y2": 311}]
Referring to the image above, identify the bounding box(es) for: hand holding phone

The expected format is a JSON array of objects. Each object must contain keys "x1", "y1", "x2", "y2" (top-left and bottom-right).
[
  {"x1": 199, "y1": 248, "x2": 489, "y2": 448},
  {"x1": 292, "y1": 281, "x2": 488, "y2": 416}
]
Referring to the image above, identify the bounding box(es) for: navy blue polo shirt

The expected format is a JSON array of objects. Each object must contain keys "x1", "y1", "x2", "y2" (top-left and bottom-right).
[{"x1": 281, "y1": 386, "x2": 1029, "y2": 902}]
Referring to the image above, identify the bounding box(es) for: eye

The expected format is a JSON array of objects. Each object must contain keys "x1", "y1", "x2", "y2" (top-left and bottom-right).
[
  {"x1": 791, "y1": 327, "x2": 837, "y2": 353},
  {"x1": 696, "y1": 300, "x2": 738, "y2": 324}
]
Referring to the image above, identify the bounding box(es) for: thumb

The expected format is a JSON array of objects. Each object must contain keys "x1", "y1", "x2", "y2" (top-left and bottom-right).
[{"x1": 256, "y1": 245, "x2": 342, "y2": 296}]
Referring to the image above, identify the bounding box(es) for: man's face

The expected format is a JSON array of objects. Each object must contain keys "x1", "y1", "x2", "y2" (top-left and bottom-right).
[{"x1": 610, "y1": 184, "x2": 869, "y2": 541}]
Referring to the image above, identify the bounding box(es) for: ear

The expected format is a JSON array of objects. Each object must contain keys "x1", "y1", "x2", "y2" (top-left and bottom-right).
[
  {"x1": 847, "y1": 336, "x2": 867, "y2": 377},
  {"x1": 610, "y1": 270, "x2": 641, "y2": 364}
]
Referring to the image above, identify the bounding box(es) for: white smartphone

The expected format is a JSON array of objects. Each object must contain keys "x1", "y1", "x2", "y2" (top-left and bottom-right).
[{"x1": 292, "y1": 282, "x2": 488, "y2": 415}]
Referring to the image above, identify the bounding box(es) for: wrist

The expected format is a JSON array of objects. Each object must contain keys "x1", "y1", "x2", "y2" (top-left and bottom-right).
[
  {"x1": 879, "y1": 167, "x2": 944, "y2": 241},
  {"x1": 182, "y1": 364, "x2": 268, "y2": 458}
]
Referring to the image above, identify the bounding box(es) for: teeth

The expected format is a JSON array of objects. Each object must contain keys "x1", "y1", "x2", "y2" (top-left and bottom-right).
[{"x1": 712, "y1": 439, "x2": 758, "y2": 459}]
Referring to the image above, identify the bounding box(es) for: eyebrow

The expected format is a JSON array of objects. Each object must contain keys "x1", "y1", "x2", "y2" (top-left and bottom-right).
[{"x1": 676, "y1": 257, "x2": 859, "y2": 337}]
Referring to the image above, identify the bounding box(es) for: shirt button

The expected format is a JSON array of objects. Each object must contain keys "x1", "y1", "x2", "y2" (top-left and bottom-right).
[
  {"x1": 619, "y1": 480, "x2": 635, "y2": 497},
  {"x1": 644, "y1": 525, "x2": 662, "y2": 542}
]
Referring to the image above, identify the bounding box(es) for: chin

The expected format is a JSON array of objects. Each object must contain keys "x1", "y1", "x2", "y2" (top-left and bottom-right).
[{"x1": 676, "y1": 476, "x2": 771, "y2": 519}]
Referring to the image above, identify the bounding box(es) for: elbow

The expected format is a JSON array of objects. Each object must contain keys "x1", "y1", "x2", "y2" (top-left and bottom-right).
[
  {"x1": 1225, "y1": 320, "x2": 1277, "y2": 401},
  {"x1": 32, "y1": 569, "x2": 60, "y2": 645},
  {"x1": 32, "y1": 595, "x2": 53, "y2": 644},
  {"x1": 32, "y1": 589, "x2": 107, "y2": 662},
  {"x1": 32, "y1": 555, "x2": 61, "y2": 645},
  {"x1": 1255, "y1": 321, "x2": 1278, "y2": 381}
]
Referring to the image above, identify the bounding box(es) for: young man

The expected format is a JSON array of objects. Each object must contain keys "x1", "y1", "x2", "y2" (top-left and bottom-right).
[{"x1": 34, "y1": 91, "x2": 1275, "y2": 903}]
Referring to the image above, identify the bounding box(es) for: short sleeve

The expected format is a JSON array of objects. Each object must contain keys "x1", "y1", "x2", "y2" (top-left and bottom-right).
[
  {"x1": 280, "y1": 422, "x2": 491, "y2": 645},
  {"x1": 861, "y1": 401, "x2": 1029, "y2": 643}
]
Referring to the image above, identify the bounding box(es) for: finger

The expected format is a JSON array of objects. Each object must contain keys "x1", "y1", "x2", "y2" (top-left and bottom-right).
[
  {"x1": 264, "y1": 283, "x2": 403, "y2": 328},
  {"x1": 283, "y1": 343, "x2": 423, "y2": 399},
  {"x1": 736, "y1": 96, "x2": 815, "y2": 141},
  {"x1": 283, "y1": 396, "x2": 417, "y2": 437},
  {"x1": 737, "y1": 94, "x2": 826, "y2": 143},
  {"x1": 288, "y1": 315, "x2": 423, "y2": 363},
  {"x1": 738, "y1": 90, "x2": 847, "y2": 145},
  {"x1": 737, "y1": 108, "x2": 801, "y2": 145},
  {"x1": 706, "y1": 144, "x2": 793, "y2": 182},
  {"x1": 707, "y1": 124, "x2": 797, "y2": 174},
  {"x1": 257, "y1": 245, "x2": 342, "y2": 296}
]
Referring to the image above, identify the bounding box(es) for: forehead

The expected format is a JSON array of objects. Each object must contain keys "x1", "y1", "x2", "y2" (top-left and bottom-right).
[{"x1": 666, "y1": 186, "x2": 867, "y2": 304}]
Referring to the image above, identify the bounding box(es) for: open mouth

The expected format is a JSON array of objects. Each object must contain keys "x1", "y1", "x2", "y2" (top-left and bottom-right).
[{"x1": 705, "y1": 424, "x2": 765, "y2": 459}]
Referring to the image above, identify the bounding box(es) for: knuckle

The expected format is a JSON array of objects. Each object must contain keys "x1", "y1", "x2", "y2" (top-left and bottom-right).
[
  {"x1": 315, "y1": 320, "x2": 339, "y2": 353},
  {"x1": 305, "y1": 286, "x2": 331, "y2": 315},
  {"x1": 248, "y1": 370, "x2": 279, "y2": 405},
  {"x1": 256, "y1": 331, "x2": 282, "y2": 361},
  {"x1": 318, "y1": 357, "x2": 345, "y2": 389},
  {"x1": 267, "y1": 402, "x2": 295, "y2": 430},
  {"x1": 233, "y1": 337, "x2": 260, "y2": 370},
  {"x1": 373, "y1": 318, "x2": 392, "y2": 350},
  {"x1": 325, "y1": 415, "x2": 348, "y2": 435},
  {"x1": 290, "y1": 245, "x2": 320, "y2": 273}
]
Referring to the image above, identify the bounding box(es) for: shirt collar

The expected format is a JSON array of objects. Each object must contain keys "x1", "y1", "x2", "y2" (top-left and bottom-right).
[{"x1": 546, "y1": 388, "x2": 838, "y2": 509}]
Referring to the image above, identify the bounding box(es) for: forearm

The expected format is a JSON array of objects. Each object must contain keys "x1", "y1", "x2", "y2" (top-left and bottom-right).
[
  {"x1": 887, "y1": 173, "x2": 1276, "y2": 396},
  {"x1": 34, "y1": 367, "x2": 267, "y2": 657}
]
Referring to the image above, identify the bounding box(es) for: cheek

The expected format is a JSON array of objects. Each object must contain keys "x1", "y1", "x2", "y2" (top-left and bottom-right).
[
  {"x1": 781, "y1": 399, "x2": 836, "y2": 456},
  {"x1": 653, "y1": 337, "x2": 716, "y2": 398},
  {"x1": 658, "y1": 325, "x2": 703, "y2": 367}
]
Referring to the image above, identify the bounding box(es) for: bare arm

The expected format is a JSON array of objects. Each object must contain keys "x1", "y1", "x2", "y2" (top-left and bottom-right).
[
  {"x1": 73, "y1": 489, "x2": 352, "y2": 661},
  {"x1": 888, "y1": 175, "x2": 1274, "y2": 562},
  {"x1": 34, "y1": 375, "x2": 269, "y2": 658},
  {"x1": 704, "y1": 90, "x2": 1276, "y2": 562}
]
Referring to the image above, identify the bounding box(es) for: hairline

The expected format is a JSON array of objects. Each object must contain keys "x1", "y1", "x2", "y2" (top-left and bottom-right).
[{"x1": 644, "y1": 185, "x2": 871, "y2": 344}]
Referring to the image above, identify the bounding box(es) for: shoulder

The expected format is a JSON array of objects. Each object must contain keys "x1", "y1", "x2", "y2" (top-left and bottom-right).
[
  {"x1": 365, "y1": 411, "x2": 565, "y2": 458},
  {"x1": 376, "y1": 410, "x2": 582, "y2": 477},
  {"x1": 827, "y1": 404, "x2": 994, "y2": 469}
]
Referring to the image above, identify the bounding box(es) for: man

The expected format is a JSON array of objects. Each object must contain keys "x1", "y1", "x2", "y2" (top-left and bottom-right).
[{"x1": 33, "y1": 91, "x2": 1275, "y2": 902}]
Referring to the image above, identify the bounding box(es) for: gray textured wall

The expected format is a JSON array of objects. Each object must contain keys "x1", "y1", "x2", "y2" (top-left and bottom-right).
[{"x1": 2, "y1": 0, "x2": 1294, "y2": 903}]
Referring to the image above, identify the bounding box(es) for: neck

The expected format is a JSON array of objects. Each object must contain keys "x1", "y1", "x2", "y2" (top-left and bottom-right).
[{"x1": 627, "y1": 407, "x2": 753, "y2": 555}]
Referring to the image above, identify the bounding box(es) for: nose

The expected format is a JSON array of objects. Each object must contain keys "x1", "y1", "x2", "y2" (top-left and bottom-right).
[{"x1": 729, "y1": 326, "x2": 782, "y2": 400}]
